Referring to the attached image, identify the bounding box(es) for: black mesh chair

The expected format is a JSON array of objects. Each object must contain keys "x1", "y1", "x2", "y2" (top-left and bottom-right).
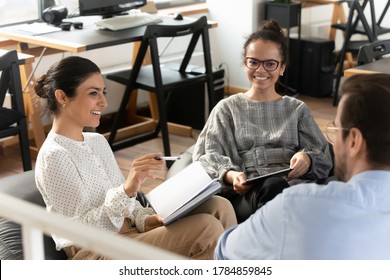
[
  {"x1": 106, "y1": 16, "x2": 215, "y2": 157},
  {"x1": 0, "y1": 50, "x2": 32, "y2": 171},
  {"x1": 357, "y1": 39, "x2": 390, "y2": 66}
]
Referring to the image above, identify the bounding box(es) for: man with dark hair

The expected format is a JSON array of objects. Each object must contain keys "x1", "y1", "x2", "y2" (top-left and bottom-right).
[{"x1": 215, "y1": 73, "x2": 390, "y2": 260}]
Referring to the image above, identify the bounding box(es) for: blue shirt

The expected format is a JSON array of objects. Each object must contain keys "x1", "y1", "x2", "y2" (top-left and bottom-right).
[{"x1": 215, "y1": 171, "x2": 390, "y2": 259}]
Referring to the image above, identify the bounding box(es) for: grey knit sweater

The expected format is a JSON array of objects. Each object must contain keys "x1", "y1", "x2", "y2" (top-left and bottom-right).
[{"x1": 193, "y1": 93, "x2": 333, "y2": 195}]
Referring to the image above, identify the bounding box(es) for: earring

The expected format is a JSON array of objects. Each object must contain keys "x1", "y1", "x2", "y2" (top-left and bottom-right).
[{"x1": 280, "y1": 73, "x2": 284, "y2": 76}]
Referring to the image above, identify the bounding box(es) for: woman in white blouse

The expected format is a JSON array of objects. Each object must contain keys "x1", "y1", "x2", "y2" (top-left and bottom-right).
[{"x1": 34, "y1": 56, "x2": 236, "y2": 260}]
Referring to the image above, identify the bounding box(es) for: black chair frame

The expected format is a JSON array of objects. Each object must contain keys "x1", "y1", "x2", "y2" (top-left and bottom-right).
[
  {"x1": 332, "y1": 0, "x2": 378, "y2": 106},
  {"x1": 106, "y1": 16, "x2": 215, "y2": 157},
  {"x1": 354, "y1": 1, "x2": 390, "y2": 36},
  {"x1": 0, "y1": 50, "x2": 32, "y2": 171}
]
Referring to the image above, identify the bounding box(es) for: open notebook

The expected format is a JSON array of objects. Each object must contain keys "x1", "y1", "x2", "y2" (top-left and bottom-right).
[{"x1": 146, "y1": 161, "x2": 221, "y2": 225}]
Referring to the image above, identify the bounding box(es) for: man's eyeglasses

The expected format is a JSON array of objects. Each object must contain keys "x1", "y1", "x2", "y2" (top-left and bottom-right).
[
  {"x1": 244, "y1": 57, "x2": 280, "y2": 72},
  {"x1": 325, "y1": 121, "x2": 350, "y2": 144}
]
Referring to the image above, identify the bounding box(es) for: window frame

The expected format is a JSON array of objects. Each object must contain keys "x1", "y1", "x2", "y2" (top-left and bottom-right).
[{"x1": 0, "y1": 0, "x2": 46, "y2": 27}]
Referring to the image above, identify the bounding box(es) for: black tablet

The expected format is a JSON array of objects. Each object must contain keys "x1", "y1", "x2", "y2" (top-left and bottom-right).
[{"x1": 244, "y1": 168, "x2": 292, "y2": 184}]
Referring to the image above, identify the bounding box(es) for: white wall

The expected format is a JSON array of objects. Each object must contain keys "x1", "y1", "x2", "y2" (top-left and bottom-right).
[{"x1": 205, "y1": 0, "x2": 268, "y2": 90}]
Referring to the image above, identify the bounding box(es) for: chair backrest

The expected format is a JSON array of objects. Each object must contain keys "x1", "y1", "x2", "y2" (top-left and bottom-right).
[
  {"x1": 0, "y1": 170, "x2": 68, "y2": 260},
  {"x1": 134, "y1": 16, "x2": 212, "y2": 76},
  {"x1": 0, "y1": 50, "x2": 32, "y2": 171},
  {"x1": 0, "y1": 50, "x2": 26, "y2": 117},
  {"x1": 344, "y1": 0, "x2": 377, "y2": 42},
  {"x1": 129, "y1": 16, "x2": 215, "y2": 110},
  {"x1": 357, "y1": 39, "x2": 390, "y2": 65}
]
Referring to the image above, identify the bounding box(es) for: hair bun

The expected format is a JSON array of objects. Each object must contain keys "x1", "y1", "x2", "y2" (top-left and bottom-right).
[
  {"x1": 34, "y1": 74, "x2": 49, "y2": 99},
  {"x1": 260, "y1": 19, "x2": 283, "y2": 34}
]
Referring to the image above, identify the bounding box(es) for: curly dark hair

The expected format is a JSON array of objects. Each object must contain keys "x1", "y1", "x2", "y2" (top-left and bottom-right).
[{"x1": 242, "y1": 19, "x2": 288, "y2": 65}]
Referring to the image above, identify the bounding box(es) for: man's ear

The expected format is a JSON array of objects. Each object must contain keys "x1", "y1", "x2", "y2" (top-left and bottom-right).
[
  {"x1": 348, "y1": 127, "x2": 365, "y2": 158},
  {"x1": 54, "y1": 89, "x2": 67, "y2": 106}
]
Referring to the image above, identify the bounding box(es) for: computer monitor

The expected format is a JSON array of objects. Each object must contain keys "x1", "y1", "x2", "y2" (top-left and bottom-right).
[{"x1": 78, "y1": 0, "x2": 147, "y2": 18}]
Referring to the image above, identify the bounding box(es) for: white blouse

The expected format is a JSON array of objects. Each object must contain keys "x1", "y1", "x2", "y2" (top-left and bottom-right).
[{"x1": 35, "y1": 131, "x2": 153, "y2": 250}]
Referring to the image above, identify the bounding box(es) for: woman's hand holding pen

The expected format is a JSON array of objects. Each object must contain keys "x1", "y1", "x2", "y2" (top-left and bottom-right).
[{"x1": 124, "y1": 153, "x2": 164, "y2": 198}]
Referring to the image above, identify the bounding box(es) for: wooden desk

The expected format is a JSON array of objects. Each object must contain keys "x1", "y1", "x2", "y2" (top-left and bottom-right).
[
  {"x1": 159, "y1": 3, "x2": 209, "y2": 16},
  {"x1": 344, "y1": 57, "x2": 390, "y2": 77},
  {"x1": 0, "y1": 16, "x2": 215, "y2": 152},
  {"x1": 0, "y1": 38, "x2": 18, "y2": 48}
]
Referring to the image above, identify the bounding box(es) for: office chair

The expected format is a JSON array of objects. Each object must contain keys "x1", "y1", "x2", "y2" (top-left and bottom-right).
[
  {"x1": 357, "y1": 39, "x2": 390, "y2": 66},
  {"x1": 106, "y1": 16, "x2": 215, "y2": 157},
  {"x1": 332, "y1": 0, "x2": 377, "y2": 106},
  {"x1": 0, "y1": 50, "x2": 32, "y2": 171}
]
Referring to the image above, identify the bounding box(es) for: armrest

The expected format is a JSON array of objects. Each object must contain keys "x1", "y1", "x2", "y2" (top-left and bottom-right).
[{"x1": 0, "y1": 171, "x2": 67, "y2": 260}]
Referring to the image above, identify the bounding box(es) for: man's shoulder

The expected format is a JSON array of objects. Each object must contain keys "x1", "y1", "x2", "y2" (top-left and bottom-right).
[
  {"x1": 282, "y1": 180, "x2": 348, "y2": 200},
  {"x1": 281, "y1": 175, "x2": 390, "y2": 209}
]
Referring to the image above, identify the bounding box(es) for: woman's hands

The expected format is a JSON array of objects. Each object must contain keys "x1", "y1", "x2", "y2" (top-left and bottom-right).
[
  {"x1": 123, "y1": 153, "x2": 164, "y2": 197},
  {"x1": 288, "y1": 151, "x2": 311, "y2": 179},
  {"x1": 224, "y1": 170, "x2": 251, "y2": 195},
  {"x1": 225, "y1": 151, "x2": 311, "y2": 195}
]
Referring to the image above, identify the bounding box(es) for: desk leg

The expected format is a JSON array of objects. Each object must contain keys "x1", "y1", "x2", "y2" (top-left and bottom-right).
[{"x1": 329, "y1": 3, "x2": 341, "y2": 40}]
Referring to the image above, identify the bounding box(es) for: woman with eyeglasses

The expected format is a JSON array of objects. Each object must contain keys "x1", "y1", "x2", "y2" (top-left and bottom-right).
[{"x1": 193, "y1": 19, "x2": 333, "y2": 223}]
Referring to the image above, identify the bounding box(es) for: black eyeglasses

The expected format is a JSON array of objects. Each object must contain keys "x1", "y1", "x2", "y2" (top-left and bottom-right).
[
  {"x1": 325, "y1": 121, "x2": 350, "y2": 144},
  {"x1": 244, "y1": 57, "x2": 280, "y2": 72}
]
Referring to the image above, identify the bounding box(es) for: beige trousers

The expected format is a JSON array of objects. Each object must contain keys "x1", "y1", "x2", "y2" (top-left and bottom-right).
[{"x1": 64, "y1": 196, "x2": 237, "y2": 260}]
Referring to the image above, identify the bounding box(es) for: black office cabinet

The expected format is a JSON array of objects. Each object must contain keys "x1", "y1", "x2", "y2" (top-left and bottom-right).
[
  {"x1": 265, "y1": 2, "x2": 301, "y2": 32},
  {"x1": 166, "y1": 69, "x2": 224, "y2": 130},
  {"x1": 286, "y1": 37, "x2": 335, "y2": 97}
]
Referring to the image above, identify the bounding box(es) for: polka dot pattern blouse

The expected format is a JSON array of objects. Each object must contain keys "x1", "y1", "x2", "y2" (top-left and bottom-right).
[{"x1": 35, "y1": 132, "x2": 154, "y2": 250}]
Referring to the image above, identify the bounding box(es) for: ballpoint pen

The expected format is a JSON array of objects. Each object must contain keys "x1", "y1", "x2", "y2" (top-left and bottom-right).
[{"x1": 154, "y1": 156, "x2": 181, "y2": 161}]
